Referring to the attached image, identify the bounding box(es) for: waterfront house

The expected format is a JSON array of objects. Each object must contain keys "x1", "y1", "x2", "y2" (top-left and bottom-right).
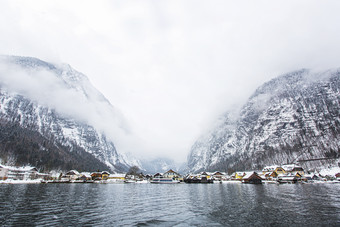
[
  {"x1": 234, "y1": 172, "x2": 245, "y2": 180},
  {"x1": 213, "y1": 171, "x2": 225, "y2": 180},
  {"x1": 78, "y1": 172, "x2": 92, "y2": 181},
  {"x1": 0, "y1": 165, "x2": 8, "y2": 180},
  {"x1": 7, "y1": 166, "x2": 39, "y2": 180},
  {"x1": 335, "y1": 173, "x2": 340, "y2": 180},
  {"x1": 163, "y1": 169, "x2": 179, "y2": 179},
  {"x1": 65, "y1": 170, "x2": 80, "y2": 181},
  {"x1": 262, "y1": 165, "x2": 279, "y2": 173},
  {"x1": 108, "y1": 173, "x2": 126, "y2": 180},
  {"x1": 90, "y1": 171, "x2": 111, "y2": 180},
  {"x1": 282, "y1": 164, "x2": 304, "y2": 176},
  {"x1": 200, "y1": 172, "x2": 210, "y2": 179},
  {"x1": 274, "y1": 167, "x2": 286, "y2": 175},
  {"x1": 102, "y1": 171, "x2": 110, "y2": 180},
  {"x1": 91, "y1": 172, "x2": 103, "y2": 180},
  {"x1": 262, "y1": 165, "x2": 286, "y2": 175},
  {"x1": 264, "y1": 171, "x2": 278, "y2": 180},
  {"x1": 277, "y1": 174, "x2": 298, "y2": 184},
  {"x1": 242, "y1": 172, "x2": 263, "y2": 184}
]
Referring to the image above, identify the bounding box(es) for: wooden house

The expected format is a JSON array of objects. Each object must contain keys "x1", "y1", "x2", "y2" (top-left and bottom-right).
[
  {"x1": 91, "y1": 172, "x2": 103, "y2": 180},
  {"x1": 213, "y1": 171, "x2": 225, "y2": 180},
  {"x1": 242, "y1": 172, "x2": 263, "y2": 184}
]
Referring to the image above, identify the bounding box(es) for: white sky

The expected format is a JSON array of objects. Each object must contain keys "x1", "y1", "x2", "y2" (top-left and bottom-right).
[{"x1": 1, "y1": 0, "x2": 340, "y2": 162}]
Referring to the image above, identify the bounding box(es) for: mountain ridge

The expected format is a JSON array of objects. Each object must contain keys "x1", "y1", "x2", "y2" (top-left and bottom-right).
[
  {"x1": 0, "y1": 56, "x2": 134, "y2": 172},
  {"x1": 188, "y1": 69, "x2": 340, "y2": 173}
]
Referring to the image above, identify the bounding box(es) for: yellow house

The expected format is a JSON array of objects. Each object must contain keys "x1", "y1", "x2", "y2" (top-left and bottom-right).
[
  {"x1": 234, "y1": 172, "x2": 245, "y2": 179},
  {"x1": 262, "y1": 165, "x2": 279, "y2": 174},
  {"x1": 101, "y1": 171, "x2": 110, "y2": 180},
  {"x1": 282, "y1": 164, "x2": 305, "y2": 176},
  {"x1": 107, "y1": 173, "x2": 126, "y2": 180},
  {"x1": 274, "y1": 167, "x2": 286, "y2": 175}
]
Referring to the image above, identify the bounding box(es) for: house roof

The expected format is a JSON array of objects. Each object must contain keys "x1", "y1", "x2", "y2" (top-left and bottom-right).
[
  {"x1": 66, "y1": 170, "x2": 80, "y2": 175},
  {"x1": 236, "y1": 172, "x2": 245, "y2": 176},
  {"x1": 242, "y1": 172, "x2": 263, "y2": 180},
  {"x1": 165, "y1": 169, "x2": 178, "y2": 174},
  {"x1": 282, "y1": 164, "x2": 303, "y2": 172},
  {"x1": 110, "y1": 174, "x2": 125, "y2": 178},
  {"x1": 242, "y1": 172, "x2": 254, "y2": 179},
  {"x1": 278, "y1": 176, "x2": 296, "y2": 180},
  {"x1": 6, "y1": 165, "x2": 38, "y2": 172},
  {"x1": 80, "y1": 172, "x2": 91, "y2": 178},
  {"x1": 262, "y1": 165, "x2": 280, "y2": 172},
  {"x1": 213, "y1": 171, "x2": 226, "y2": 176}
]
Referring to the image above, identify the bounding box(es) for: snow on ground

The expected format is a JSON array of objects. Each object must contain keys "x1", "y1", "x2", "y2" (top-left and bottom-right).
[
  {"x1": 0, "y1": 179, "x2": 42, "y2": 184},
  {"x1": 319, "y1": 166, "x2": 340, "y2": 177}
]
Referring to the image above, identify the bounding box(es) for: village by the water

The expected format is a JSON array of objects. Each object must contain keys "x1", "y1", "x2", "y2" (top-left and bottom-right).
[{"x1": 1, "y1": 163, "x2": 340, "y2": 185}]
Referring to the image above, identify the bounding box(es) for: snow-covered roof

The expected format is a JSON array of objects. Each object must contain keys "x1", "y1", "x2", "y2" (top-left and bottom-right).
[
  {"x1": 262, "y1": 165, "x2": 280, "y2": 172},
  {"x1": 278, "y1": 176, "x2": 296, "y2": 180},
  {"x1": 2, "y1": 165, "x2": 38, "y2": 172},
  {"x1": 213, "y1": 171, "x2": 226, "y2": 175},
  {"x1": 282, "y1": 164, "x2": 302, "y2": 172},
  {"x1": 319, "y1": 167, "x2": 340, "y2": 177},
  {"x1": 66, "y1": 170, "x2": 80, "y2": 175},
  {"x1": 110, "y1": 173, "x2": 125, "y2": 178},
  {"x1": 243, "y1": 172, "x2": 255, "y2": 179}
]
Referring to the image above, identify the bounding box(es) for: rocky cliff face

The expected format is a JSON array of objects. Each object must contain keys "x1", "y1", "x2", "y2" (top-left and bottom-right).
[
  {"x1": 0, "y1": 56, "x2": 133, "y2": 172},
  {"x1": 188, "y1": 69, "x2": 340, "y2": 172}
]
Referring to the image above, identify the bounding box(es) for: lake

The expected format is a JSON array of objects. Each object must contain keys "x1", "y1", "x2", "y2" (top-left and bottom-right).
[{"x1": 1, "y1": 183, "x2": 340, "y2": 226}]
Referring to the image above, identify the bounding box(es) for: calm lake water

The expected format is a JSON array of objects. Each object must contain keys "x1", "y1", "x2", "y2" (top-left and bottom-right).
[{"x1": 1, "y1": 183, "x2": 340, "y2": 226}]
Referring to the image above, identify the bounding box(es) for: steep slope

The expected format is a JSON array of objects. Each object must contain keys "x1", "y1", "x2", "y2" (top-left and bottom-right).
[
  {"x1": 0, "y1": 56, "x2": 132, "y2": 172},
  {"x1": 188, "y1": 69, "x2": 340, "y2": 172}
]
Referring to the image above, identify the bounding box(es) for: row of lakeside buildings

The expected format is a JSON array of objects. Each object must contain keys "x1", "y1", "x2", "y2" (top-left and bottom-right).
[{"x1": 1, "y1": 163, "x2": 340, "y2": 184}]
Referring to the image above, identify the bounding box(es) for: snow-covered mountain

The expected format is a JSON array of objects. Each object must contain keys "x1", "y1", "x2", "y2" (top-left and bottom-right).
[
  {"x1": 139, "y1": 158, "x2": 186, "y2": 174},
  {"x1": 188, "y1": 69, "x2": 340, "y2": 173},
  {"x1": 0, "y1": 56, "x2": 135, "y2": 172}
]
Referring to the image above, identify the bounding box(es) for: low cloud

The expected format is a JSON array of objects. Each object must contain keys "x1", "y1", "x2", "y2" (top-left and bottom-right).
[
  {"x1": 0, "y1": 59, "x2": 137, "y2": 155},
  {"x1": 1, "y1": 1, "x2": 340, "y2": 162}
]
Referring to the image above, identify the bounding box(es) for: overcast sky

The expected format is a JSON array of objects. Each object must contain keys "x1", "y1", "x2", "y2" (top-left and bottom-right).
[{"x1": 1, "y1": 0, "x2": 340, "y2": 162}]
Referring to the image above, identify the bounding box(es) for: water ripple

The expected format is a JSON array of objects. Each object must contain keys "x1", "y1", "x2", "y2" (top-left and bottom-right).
[{"x1": 1, "y1": 184, "x2": 340, "y2": 226}]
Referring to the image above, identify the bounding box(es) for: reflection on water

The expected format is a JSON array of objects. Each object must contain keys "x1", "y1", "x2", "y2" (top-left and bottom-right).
[{"x1": 1, "y1": 183, "x2": 340, "y2": 226}]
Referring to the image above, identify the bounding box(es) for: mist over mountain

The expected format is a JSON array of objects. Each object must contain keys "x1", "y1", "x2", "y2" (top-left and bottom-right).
[
  {"x1": 139, "y1": 157, "x2": 187, "y2": 174},
  {"x1": 188, "y1": 69, "x2": 340, "y2": 173},
  {"x1": 0, "y1": 56, "x2": 137, "y2": 172}
]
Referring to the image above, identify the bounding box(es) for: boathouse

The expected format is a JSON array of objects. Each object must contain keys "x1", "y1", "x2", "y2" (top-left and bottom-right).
[{"x1": 242, "y1": 172, "x2": 263, "y2": 184}]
